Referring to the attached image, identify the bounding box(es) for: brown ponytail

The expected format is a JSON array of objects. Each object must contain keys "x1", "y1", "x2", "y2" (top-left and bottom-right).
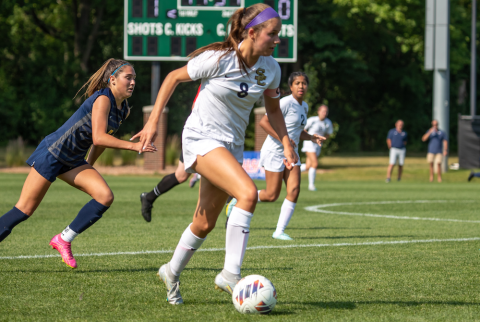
[
  {"x1": 188, "y1": 3, "x2": 275, "y2": 74},
  {"x1": 74, "y1": 59, "x2": 132, "y2": 99}
]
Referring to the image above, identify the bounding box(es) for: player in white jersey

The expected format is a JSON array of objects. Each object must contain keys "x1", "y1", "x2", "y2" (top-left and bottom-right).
[
  {"x1": 132, "y1": 4, "x2": 297, "y2": 305},
  {"x1": 301, "y1": 105, "x2": 334, "y2": 191},
  {"x1": 227, "y1": 72, "x2": 325, "y2": 241}
]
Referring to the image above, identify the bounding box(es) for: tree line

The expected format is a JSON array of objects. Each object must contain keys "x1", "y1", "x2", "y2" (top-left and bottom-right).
[{"x1": 0, "y1": 0, "x2": 477, "y2": 153}]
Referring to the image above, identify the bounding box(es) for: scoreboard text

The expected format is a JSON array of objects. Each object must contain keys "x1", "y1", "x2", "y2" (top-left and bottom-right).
[{"x1": 124, "y1": 0, "x2": 297, "y2": 62}]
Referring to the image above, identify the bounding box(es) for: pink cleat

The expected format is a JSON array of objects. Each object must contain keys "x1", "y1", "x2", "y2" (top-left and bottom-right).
[{"x1": 49, "y1": 234, "x2": 77, "y2": 269}]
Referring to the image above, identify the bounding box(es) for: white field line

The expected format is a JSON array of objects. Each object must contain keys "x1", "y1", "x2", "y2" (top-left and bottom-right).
[
  {"x1": 1, "y1": 237, "x2": 479, "y2": 260},
  {"x1": 304, "y1": 200, "x2": 480, "y2": 223}
]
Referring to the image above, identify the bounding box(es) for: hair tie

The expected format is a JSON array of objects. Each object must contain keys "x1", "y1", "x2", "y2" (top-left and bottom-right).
[{"x1": 107, "y1": 63, "x2": 128, "y2": 84}]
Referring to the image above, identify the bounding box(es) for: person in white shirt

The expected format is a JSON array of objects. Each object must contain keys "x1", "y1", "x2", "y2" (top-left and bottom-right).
[
  {"x1": 132, "y1": 4, "x2": 297, "y2": 305},
  {"x1": 300, "y1": 105, "x2": 333, "y2": 191},
  {"x1": 257, "y1": 72, "x2": 324, "y2": 240}
]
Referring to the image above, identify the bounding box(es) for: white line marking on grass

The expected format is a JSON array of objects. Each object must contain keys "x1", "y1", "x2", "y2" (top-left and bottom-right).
[
  {"x1": 1, "y1": 237, "x2": 479, "y2": 260},
  {"x1": 305, "y1": 200, "x2": 480, "y2": 223}
]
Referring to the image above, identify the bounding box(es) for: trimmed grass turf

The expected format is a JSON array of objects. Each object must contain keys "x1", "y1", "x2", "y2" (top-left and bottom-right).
[{"x1": 1, "y1": 169, "x2": 480, "y2": 321}]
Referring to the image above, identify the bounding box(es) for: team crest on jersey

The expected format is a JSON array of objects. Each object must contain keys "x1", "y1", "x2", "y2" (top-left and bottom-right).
[{"x1": 255, "y1": 68, "x2": 267, "y2": 86}]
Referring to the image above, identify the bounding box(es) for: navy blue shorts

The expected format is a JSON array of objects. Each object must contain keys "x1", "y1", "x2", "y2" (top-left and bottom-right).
[{"x1": 26, "y1": 140, "x2": 88, "y2": 183}]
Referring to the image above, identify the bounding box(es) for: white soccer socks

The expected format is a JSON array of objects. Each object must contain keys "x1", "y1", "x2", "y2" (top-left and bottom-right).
[
  {"x1": 300, "y1": 164, "x2": 307, "y2": 172},
  {"x1": 308, "y1": 167, "x2": 317, "y2": 189},
  {"x1": 275, "y1": 199, "x2": 296, "y2": 235},
  {"x1": 224, "y1": 207, "x2": 253, "y2": 275},
  {"x1": 257, "y1": 190, "x2": 262, "y2": 202},
  {"x1": 61, "y1": 226, "x2": 79, "y2": 243},
  {"x1": 169, "y1": 223, "x2": 206, "y2": 277}
]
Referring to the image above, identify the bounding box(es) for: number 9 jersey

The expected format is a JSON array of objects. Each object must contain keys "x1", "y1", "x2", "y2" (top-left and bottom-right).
[{"x1": 185, "y1": 48, "x2": 281, "y2": 145}]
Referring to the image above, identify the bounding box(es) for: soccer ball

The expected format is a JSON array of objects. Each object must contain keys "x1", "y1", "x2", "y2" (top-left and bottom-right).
[{"x1": 232, "y1": 275, "x2": 277, "y2": 314}]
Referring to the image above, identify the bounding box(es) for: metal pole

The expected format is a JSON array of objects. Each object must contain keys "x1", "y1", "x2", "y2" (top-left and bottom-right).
[
  {"x1": 151, "y1": 61, "x2": 161, "y2": 105},
  {"x1": 471, "y1": 0, "x2": 477, "y2": 117}
]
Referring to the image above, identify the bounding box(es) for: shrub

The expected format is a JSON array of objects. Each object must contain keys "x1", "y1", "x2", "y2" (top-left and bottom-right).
[
  {"x1": 96, "y1": 148, "x2": 115, "y2": 166},
  {"x1": 6, "y1": 137, "x2": 26, "y2": 167},
  {"x1": 165, "y1": 134, "x2": 181, "y2": 166},
  {"x1": 120, "y1": 134, "x2": 137, "y2": 165}
]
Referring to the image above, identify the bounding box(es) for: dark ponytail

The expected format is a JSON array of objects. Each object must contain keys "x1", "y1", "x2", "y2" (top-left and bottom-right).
[
  {"x1": 74, "y1": 59, "x2": 132, "y2": 99},
  {"x1": 188, "y1": 3, "x2": 276, "y2": 74}
]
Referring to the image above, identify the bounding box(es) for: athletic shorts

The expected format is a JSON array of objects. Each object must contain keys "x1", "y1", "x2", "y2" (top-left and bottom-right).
[
  {"x1": 389, "y1": 147, "x2": 406, "y2": 166},
  {"x1": 260, "y1": 149, "x2": 301, "y2": 172},
  {"x1": 179, "y1": 148, "x2": 184, "y2": 163},
  {"x1": 301, "y1": 140, "x2": 321, "y2": 156},
  {"x1": 26, "y1": 140, "x2": 88, "y2": 182},
  {"x1": 182, "y1": 129, "x2": 244, "y2": 174},
  {"x1": 427, "y1": 153, "x2": 443, "y2": 165}
]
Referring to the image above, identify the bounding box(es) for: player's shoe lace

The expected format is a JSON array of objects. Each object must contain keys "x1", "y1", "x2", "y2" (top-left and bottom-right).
[
  {"x1": 140, "y1": 192, "x2": 153, "y2": 222},
  {"x1": 49, "y1": 234, "x2": 77, "y2": 269},
  {"x1": 158, "y1": 263, "x2": 183, "y2": 305}
]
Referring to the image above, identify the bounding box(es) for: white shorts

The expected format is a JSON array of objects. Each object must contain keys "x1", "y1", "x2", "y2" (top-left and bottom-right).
[
  {"x1": 301, "y1": 140, "x2": 321, "y2": 156},
  {"x1": 260, "y1": 149, "x2": 301, "y2": 172},
  {"x1": 182, "y1": 129, "x2": 244, "y2": 173},
  {"x1": 389, "y1": 147, "x2": 406, "y2": 166}
]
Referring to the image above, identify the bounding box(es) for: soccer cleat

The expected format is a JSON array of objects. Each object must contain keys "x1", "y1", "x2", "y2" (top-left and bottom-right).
[
  {"x1": 272, "y1": 231, "x2": 293, "y2": 240},
  {"x1": 49, "y1": 234, "x2": 77, "y2": 269},
  {"x1": 385, "y1": 178, "x2": 391, "y2": 183},
  {"x1": 140, "y1": 192, "x2": 153, "y2": 222},
  {"x1": 308, "y1": 186, "x2": 317, "y2": 191},
  {"x1": 226, "y1": 198, "x2": 237, "y2": 218},
  {"x1": 189, "y1": 174, "x2": 199, "y2": 188},
  {"x1": 214, "y1": 271, "x2": 240, "y2": 295},
  {"x1": 158, "y1": 263, "x2": 183, "y2": 305},
  {"x1": 468, "y1": 171, "x2": 475, "y2": 182}
]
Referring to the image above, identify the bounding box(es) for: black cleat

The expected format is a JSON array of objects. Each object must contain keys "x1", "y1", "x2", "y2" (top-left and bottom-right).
[
  {"x1": 140, "y1": 192, "x2": 153, "y2": 222},
  {"x1": 468, "y1": 171, "x2": 475, "y2": 182}
]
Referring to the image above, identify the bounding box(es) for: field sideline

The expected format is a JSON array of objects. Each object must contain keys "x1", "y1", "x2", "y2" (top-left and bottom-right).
[{"x1": 1, "y1": 165, "x2": 480, "y2": 321}]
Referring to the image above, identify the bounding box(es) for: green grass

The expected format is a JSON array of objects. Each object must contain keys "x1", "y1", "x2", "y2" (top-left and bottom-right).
[{"x1": 1, "y1": 166, "x2": 480, "y2": 321}]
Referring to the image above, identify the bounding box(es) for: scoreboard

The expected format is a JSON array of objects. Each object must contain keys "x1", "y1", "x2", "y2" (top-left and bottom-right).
[{"x1": 124, "y1": 0, "x2": 297, "y2": 62}]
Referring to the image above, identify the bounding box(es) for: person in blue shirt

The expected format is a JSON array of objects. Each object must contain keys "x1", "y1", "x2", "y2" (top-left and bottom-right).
[
  {"x1": 422, "y1": 120, "x2": 448, "y2": 182},
  {"x1": 0, "y1": 59, "x2": 156, "y2": 269},
  {"x1": 386, "y1": 120, "x2": 407, "y2": 183}
]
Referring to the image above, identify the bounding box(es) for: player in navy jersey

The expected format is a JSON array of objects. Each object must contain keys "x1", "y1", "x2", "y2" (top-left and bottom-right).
[
  {"x1": 0, "y1": 59, "x2": 155, "y2": 268},
  {"x1": 131, "y1": 4, "x2": 297, "y2": 305},
  {"x1": 227, "y1": 72, "x2": 324, "y2": 240}
]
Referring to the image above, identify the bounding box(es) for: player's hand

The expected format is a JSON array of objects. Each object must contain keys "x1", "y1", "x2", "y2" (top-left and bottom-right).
[
  {"x1": 311, "y1": 134, "x2": 326, "y2": 146},
  {"x1": 132, "y1": 141, "x2": 157, "y2": 153},
  {"x1": 289, "y1": 138, "x2": 297, "y2": 148},
  {"x1": 131, "y1": 121, "x2": 158, "y2": 153},
  {"x1": 283, "y1": 142, "x2": 298, "y2": 171}
]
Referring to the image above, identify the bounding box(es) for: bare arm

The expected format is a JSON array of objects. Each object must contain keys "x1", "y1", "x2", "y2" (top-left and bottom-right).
[
  {"x1": 91, "y1": 96, "x2": 156, "y2": 153},
  {"x1": 131, "y1": 65, "x2": 192, "y2": 151},
  {"x1": 300, "y1": 130, "x2": 325, "y2": 146},
  {"x1": 422, "y1": 128, "x2": 433, "y2": 142},
  {"x1": 264, "y1": 95, "x2": 297, "y2": 169},
  {"x1": 443, "y1": 139, "x2": 448, "y2": 156},
  {"x1": 86, "y1": 145, "x2": 105, "y2": 166},
  {"x1": 387, "y1": 138, "x2": 392, "y2": 149},
  {"x1": 259, "y1": 114, "x2": 281, "y2": 142}
]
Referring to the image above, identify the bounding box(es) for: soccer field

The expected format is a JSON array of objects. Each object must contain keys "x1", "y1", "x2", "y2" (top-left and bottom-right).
[{"x1": 1, "y1": 172, "x2": 480, "y2": 321}]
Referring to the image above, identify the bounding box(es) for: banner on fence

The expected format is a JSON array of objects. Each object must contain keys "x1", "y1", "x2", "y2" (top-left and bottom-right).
[{"x1": 242, "y1": 151, "x2": 265, "y2": 180}]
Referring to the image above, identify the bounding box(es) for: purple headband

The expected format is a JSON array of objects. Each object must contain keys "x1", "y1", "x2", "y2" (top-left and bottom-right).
[{"x1": 244, "y1": 7, "x2": 280, "y2": 30}]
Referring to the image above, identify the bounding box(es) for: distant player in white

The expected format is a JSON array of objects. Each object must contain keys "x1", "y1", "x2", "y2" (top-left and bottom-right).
[
  {"x1": 300, "y1": 105, "x2": 334, "y2": 191},
  {"x1": 257, "y1": 72, "x2": 324, "y2": 240},
  {"x1": 132, "y1": 4, "x2": 297, "y2": 305}
]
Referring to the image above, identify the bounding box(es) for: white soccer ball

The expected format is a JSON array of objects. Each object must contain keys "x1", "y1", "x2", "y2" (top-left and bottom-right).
[{"x1": 232, "y1": 275, "x2": 277, "y2": 314}]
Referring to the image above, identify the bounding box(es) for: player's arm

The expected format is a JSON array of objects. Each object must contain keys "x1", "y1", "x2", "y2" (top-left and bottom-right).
[
  {"x1": 86, "y1": 145, "x2": 105, "y2": 166},
  {"x1": 131, "y1": 65, "x2": 192, "y2": 152},
  {"x1": 91, "y1": 96, "x2": 156, "y2": 153},
  {"x1": 386, "y1": 138, "x2": 392, "y2": 149},
  {"x1": 264, "y1": 95, "x2": 297, "y2": 169},
  {"x1": 259, "y1": 114, "x2": 281, "y2": 141},
  {"x1": 300, "y1": 130, "x2": 325, "y2": 146},
  {"x1": 443, "y1": 139, "x2": 448, "y2": 156},
  {"x1": 422, "y1": 128, "x2": 433, "y2": 142}
]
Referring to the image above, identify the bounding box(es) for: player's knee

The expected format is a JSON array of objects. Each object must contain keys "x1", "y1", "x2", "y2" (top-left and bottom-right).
[
  {"x1": 94, "y1": 189, "x2": 114, "y2": 207},
  {"x1": 263, "y1": 191, "x2": 279, "y2": 202},
  {"x1": 176, "y1": 171, "x2": 189, "y2": 183},
  {"x1": 239, "y1": 187, "x2": 258, "y2": 207},
  {"x1": 288, "y1": 186, "x2": 300, "y2": 200}
]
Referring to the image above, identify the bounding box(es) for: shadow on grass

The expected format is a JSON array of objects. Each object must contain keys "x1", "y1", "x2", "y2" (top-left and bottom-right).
[
  {"x1": 252, "y1": 227, "x2": 372, "y2": 231},
  {"x1": 294, "y1": 235, "x2": 415, "y2": 240},
  {"x1": 285, "y1": 300, "x2": 480, "y2": 309}
]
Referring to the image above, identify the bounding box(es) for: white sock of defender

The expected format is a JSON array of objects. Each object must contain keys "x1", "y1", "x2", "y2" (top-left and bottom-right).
[
  {"x1": 257, "y1": 190, "x2": 262, "y2": 202},
  {"x1": 275, "y1": 199, "x2": 296, "y2": 235},
  {"x1": 169, "y1": 223, "x2": 205, "y2": 277},
  {"x1": 300, "y1": 164, "x2": 307, "y2": 172},
  {"x1": 224, "y1": 207, "x2": 253, "y2": 275},
  {"x1": 308, "y1": 167, "x2": 317, "y2": 188},
  {"x1": 61, "y1": 226, "x2": 78, "y2": 243}
]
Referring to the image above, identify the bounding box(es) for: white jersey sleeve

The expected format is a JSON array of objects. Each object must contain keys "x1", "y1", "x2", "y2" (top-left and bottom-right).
[
  {"x1": 304, "y1": 116, "x2": 316, "y2": 132},
  {"x1": 187, "y1": 51, "x2": 222, "y2": 81}
]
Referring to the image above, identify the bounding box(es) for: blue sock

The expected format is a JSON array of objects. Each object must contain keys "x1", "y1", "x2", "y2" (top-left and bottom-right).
[
  {"x1": 69, "y1": 199, "x2": 109, "y2": 234},
  {"x1": 0, "y1": 207, "x2": 29, "y2": 242}
]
